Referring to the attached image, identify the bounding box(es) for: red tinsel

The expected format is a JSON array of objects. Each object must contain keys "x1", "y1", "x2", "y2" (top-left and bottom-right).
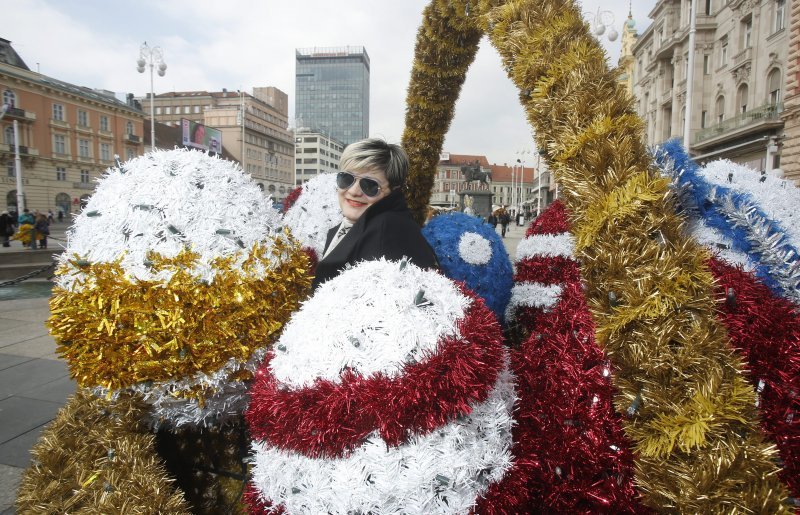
[
  {"x1": 244, "y1": 481, "x2": 283, "y2": 514},
  {"x1": 708, "y1": 257, "x2": 800, "y2": 498},
  {"x1": 492, "y1": 202, "x2": 649, "y2": 513},
  {"x1": 246, "y1": 285, "x2": 506, "y2": 459},
  {"x1": 282, "y1": 186, "x2": 303, "y2": 212}
]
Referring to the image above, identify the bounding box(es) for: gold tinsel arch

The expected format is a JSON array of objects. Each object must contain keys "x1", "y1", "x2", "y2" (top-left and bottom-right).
[{"x1": 401, "y1": 0, "x2": 789, "y2": 512}]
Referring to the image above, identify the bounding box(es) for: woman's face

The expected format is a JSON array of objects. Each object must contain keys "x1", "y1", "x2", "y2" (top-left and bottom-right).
[{"x1": 337, "y1": 168, "x2": 392, "y2": 223}]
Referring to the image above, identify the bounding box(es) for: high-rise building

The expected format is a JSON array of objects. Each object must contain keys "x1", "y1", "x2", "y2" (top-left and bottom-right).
[
  {"x1": 140, "y1": 87, "x2": 295, "y2": 200},
  {"x1": 631, "y1": 0, "x2": 790, "y2": 173},
  {"x1": 295, "y1": 46, "x2": 370, "y2": 146},
  {"x1": 294, "y1": 128, "x2": 345, "y2": 186},
  {"x1": 0, "y1": 38, "x2": 145, "y2": 215}
]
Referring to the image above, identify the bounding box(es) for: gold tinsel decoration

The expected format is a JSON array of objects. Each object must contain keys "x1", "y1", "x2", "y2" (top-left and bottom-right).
[
  {"x1": 15, "y1": 388, "x2": 190, "y2": 514},
  {"x1": 48, "y1": 238, "x2": 310, "y2": 395},
  {"x1": 402, "y1": 0, "x2": 789, "y2": 511}
]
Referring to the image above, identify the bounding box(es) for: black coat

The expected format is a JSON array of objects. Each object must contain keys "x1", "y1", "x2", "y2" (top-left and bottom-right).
[{"x1": 312, "y1": 189, "x2": 438, "y2": 290}]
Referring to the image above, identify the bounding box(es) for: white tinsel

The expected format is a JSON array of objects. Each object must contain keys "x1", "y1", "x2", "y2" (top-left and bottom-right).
[
  {"x1": 458, "y1": 232, "x2": 493, "y2": 265},
  {"x1": 504, "y1": 282, "x2": 563, "y2": 323},
  {"x1": 281, "y1": 173, "x2": 342, "y2": 256},
  {"x1": 270, "y1": 259, "x2": 471, "y2": 388},
  {"x1": 687, "y1": 219, "x2": 755, "y2": 271},
  {"x1": 250, "y1": 355, "x2": 516, "y2": 514},
  {"x1": 515, "y1": 233, "x2": 574, "y2": 262},
  {"x1": 700, "y1": 160, "x2": 800, "y2": 251},
  {"x1": 57, "y1": 148, "x2": 283, "y2": 290}
]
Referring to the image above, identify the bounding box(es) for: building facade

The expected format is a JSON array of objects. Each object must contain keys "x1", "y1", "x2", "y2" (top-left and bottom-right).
[
  {"x1": 618, "y1": 11, "x2": 640, "y2": 96},
  {"x1": 0, "y1": 38, "x2": 144, "y2": 215},
  {"x1": 632, "y1": 0, "x2": 790, "y2": 172},
  {"x1": 294, "y1": 128, "x2": 345, "y2": 186},
  {"x1": 780, "y1": 0, "x2": 800, "y2": 183},
  {"x1": 432, "y1": 153, "x2": 491, "y2": 208},
  {"x1": 295, "y1": 47, "x2": 370, "y2": 146},
  {"x1": 141, "y1": 87, "x2": 295, "y2": 200}
]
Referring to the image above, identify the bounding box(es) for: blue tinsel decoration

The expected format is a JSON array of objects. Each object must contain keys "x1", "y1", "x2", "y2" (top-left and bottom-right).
[{"x1": 422, "y1": 212, "x2": 513, "y2": 324}]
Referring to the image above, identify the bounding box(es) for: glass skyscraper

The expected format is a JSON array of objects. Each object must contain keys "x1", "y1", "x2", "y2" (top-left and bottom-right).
[{"x1": 295, "y1": 46, "x2": 370, "y2": 146}]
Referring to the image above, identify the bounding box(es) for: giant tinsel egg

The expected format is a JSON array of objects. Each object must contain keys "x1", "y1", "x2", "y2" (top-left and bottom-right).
[
  {"x1": 48, "y1": 148, "x2": 311, "y2": 428},
  {"x1": 246, "y1": 259, "x2": 516, "y2": 514}
]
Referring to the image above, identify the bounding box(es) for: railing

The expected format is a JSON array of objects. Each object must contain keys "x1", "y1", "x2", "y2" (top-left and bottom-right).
[
  {"x1": 3, "y1": 107, "x2": 36, "y2": 121},
  {"x1": 694, "y1": 102, "x2": 783, "y2": 143},
  {"x1": 126, "y1": 133, "x2": 141, "y2": 143},
  {"x1": 0, "y1": 144, "x2": 39, "y2": 157},
  {"x1": 732, "y1": 47, "x2": 752, "y2": 67}
]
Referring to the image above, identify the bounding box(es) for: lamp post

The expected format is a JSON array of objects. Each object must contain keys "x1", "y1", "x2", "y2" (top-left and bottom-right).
[
  {"x1": 585, "y1": 7, "x2": 618, "y2": 42},
  {"x1": 136, "y1": 42, "x2": 167, "y2": 152}
]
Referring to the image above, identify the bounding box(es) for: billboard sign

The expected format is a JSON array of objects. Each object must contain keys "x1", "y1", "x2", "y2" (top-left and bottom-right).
[{"x1": 181, "y1": 118, "x2": 222, "y2": 153}]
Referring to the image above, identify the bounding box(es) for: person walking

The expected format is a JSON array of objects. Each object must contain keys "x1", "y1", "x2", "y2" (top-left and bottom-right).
[
  {"x1": 488, "y1": 212, "x2": 498, "y2": 230},
  {"x1": 0, "y1": 211, "x2": 12, "y2": 247},
  {"x1": 499, "y1": 207, "x2": 510, "y2": 238},
  {"x1": 34, "y1": 212, "x2": 50, "y2": 249}
]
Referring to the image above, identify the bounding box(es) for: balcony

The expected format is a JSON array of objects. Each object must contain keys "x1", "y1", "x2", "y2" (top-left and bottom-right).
[
  {"x1": 694, "y1": 103, "x2": 783, "y2": 144},
  {"x1": 125, "y1": 133, "x2": 141, "y2": 144},
  {"x1": 0, "y1": 143, "x2": 39, "y2": 158},
  {"x1": 2, "y1": 107, "x2": 36, "y2": 122},
  {"x1": 73, "y1": 182, "x2": 94, "y2": 190},
  {"x1": 732, "y1": 47, "x2": 752, "y2": 68}
]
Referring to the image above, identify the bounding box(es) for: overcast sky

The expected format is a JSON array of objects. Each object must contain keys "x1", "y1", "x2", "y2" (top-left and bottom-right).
[{"x1": 8, "y1": 0, "x2": 656, "y2": 166}]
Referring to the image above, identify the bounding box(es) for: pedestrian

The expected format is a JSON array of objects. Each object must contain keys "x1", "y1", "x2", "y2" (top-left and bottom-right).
[
  {"x1": 57, "y1": 209, "x2": 64, "y2": 223},
  {"x1": 34, "y1": 213, "x2": 50, "y2": 249},
  {"x1": 0, "y1": 211, "x2": 12, "y2": 247},
  {"x1": 488, "y1": 212, "x2": 498, "y2": 229},
  {"x1": 499, "y1": 207, "x2": 510, "y2": 238},
  {"x1": 312, "y1": 137, "x2": 439, "y2": 290},
  {"x1": 17, "y1": 208, "x2": 35, "y2": 249},
  {"x1": 47, "y1": 209, "x2": 54, "y2": 224}
]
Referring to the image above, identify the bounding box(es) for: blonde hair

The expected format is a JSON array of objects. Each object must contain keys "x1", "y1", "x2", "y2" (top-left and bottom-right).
[{"x1": 339, "y1": 138, "x2": 408, "y2": 188}]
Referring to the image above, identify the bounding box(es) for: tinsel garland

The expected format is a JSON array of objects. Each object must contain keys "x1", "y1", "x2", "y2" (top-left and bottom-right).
[
  {"x1": 15, "y1": 389, "x2": 190, "y2": 514},
  {"x1": 421, "y1": 212, "x2": 513, "y2": 322},
  {"x1": 281, "y1": 172, "x2": 342, "y2": 258},
  {"x1": 708, "y1": 257, "x2": 800, "y2": 499},
  {"x1": 401, "y1": 0, "x2": 788, "y2": 510},
  {"x1": 402, "y1": 0, "x2": 484, "y2": 224},
  {"x1": 656, "y1": 140, "x2": 800, "y2": 303},
  {"x1": 494, "y1": 201, "x2": 647, "y2": 512},
  {"x1": 246, "y1": 259, "x2": 516, "y2": 513}
]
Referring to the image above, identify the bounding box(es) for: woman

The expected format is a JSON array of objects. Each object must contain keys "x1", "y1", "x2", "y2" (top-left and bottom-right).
[
  {"x1": 34, "y1": 212, "x2": 50, "y2": 249},
  {"x1": 312, "y1": 138, "x2": 438, "y2": 289}
]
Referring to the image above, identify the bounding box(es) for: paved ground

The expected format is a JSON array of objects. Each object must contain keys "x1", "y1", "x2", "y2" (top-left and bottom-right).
[{"x1": 0, "y1": 220, "x2": 527, "y2": 513}]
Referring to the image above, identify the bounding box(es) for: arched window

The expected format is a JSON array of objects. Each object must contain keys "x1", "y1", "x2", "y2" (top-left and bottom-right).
[
  {"x1": 55, "y1": 193, "x2": 71, "y2": 215},
  {"x1": 4, "y1": 126, "x2": 14, "y2": 145},
  {"x1": 715, "y1": 95, "x2": 725, "y2": 123},
  {"x1": 2, "y1": 89, "x2": 15, "y2": 108},
  {"x1": 737, "y1": 84, "x2": 749, "y2": 114},
  {"x1": 768, "y1": 68, "x2": 782, "y2": 105},
  {"x1": 268, "y1": 184, "x2": 276, "y2": 193},
  {"x1": 257, "y1": 183, "x2": 264, "y2": 191}
]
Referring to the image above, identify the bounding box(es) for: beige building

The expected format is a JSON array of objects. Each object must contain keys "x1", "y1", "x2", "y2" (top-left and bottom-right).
[
  {"x1": 432, "y1": 153, "x2": 491, "y2": 208},
  {"x1": 294, "y1": 128, "x2": 345, "y2": 186},
  {"x1": 618, "y1": 11, "x2": 640, "y2": 96},
  {"x1": 140, "y1": 87, "x2": 295, "y2": 201},
  {"x1": 0, "y1": 38, "x2": 145, "y2": 215},
  {"x1": 632, "y1": 0, "x2": 790, "y2": 172},
  {"x1": 780, "y1": 0, "x2": 800, "y2": 183}
]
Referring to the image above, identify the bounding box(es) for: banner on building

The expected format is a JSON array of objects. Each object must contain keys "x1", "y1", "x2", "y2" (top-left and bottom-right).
[{"x1": 181, "y1": 118, "x2": 222, "y2": 153}]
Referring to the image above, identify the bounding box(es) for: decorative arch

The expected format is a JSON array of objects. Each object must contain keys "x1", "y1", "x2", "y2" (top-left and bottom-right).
[
  {"x1": 55, "y1": 192, "x2": 71, "y2": 215},
  {"x1": 401, "y1": 0, "x2": 786, "y2": 510}
]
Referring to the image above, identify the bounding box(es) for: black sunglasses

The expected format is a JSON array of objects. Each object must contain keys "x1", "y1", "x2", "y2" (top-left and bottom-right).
[{"x1": 336, "y1": 171, "x2": 384, "y2": 198}]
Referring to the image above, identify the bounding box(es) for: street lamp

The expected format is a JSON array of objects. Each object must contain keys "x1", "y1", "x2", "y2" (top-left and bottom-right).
[
  {"x1": 137, "y1": 41, "x2": 167, "y2": 152},
  {"x1": 585, "y1": 7, "x2": 618, "y2": 42}
]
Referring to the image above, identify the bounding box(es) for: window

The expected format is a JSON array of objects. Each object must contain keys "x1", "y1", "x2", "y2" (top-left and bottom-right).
[
  {"x1": 701, "y1": 110, "x2": 708, "y2": 128},
  {"x1": 686, "y1": 0, "x2": 693, "y2": 25},
  {"x1": 7, "y1": 164, "x2": 14, "y2": 177},
  {"x1": 54, "y1": 134, "x2": 66, "y2": 154},
  {"x1": 193, "y1": 105, "x2": 200, "y2": 114},
  {"x1": 737, "y1": 84, "x2": 749, "y2": 113},
  {"x1": 80, "y1": 170, "x2": 90, "y2": 183},
  {"x1": 720, "y1": 38, "x2": 728, "y2": 65},
  {"x1": 2, "y1": 89, "x2": 15, "y2": 108},
  {"x1": 56, "y1": 167, "x2": 66, "y2": 181},
  {"x1": 52, "y1": 103, "x2": 64, "y2": 121},
  {"x1": 715, "y1": 96, "x2": 725, "y2": 123},
  {"x1": 126, "y1": 121, "x2": 134, "y2": 135},
  {"x1": 768, "y1": 68, "x2": 782, "y2": 105},
  {"x1": 775, "y1": 0, "x2": 786, "y2": 32},
  {"x1": 703, "y1": 55, "x2": 711, "y2": 74},
  {"x1": 78, "y1": 110, "x2": 89, "y2": 127},
  {"x1": 100, "y1": 143, "x2": 110, "y2": 161},
  {"x1": 184, "y1": 106, "x2": 191, "y2": 114},
  {"x1": 165, "y1": 106, "x2": 171, "y2": 115},
  {"x1": 741, "y1": 17, "x2": 752, "y2": 49},
  {"x1": 705, "y1": 0, "x2": 712, "y2": 15},
  {"x1": 78, "y1": 139, "x2": 90, "y2": 158},
  {"x1": 4, "y1": 126, "x2": 14, "y2": 145},
  {"x1": 126, "y1": 148, "x2": 135, "y2": 160},
  {"x1": 100, "y1": 115, "x2": 109, "y2": 132},
  {"x1": 155, "y1": 107, "x2": 162, "y2": 115}
]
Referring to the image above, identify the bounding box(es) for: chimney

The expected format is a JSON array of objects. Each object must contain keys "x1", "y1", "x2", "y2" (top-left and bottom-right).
[{"x1": 222, "y1": 88, "x2": 227, "y2": 97}]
